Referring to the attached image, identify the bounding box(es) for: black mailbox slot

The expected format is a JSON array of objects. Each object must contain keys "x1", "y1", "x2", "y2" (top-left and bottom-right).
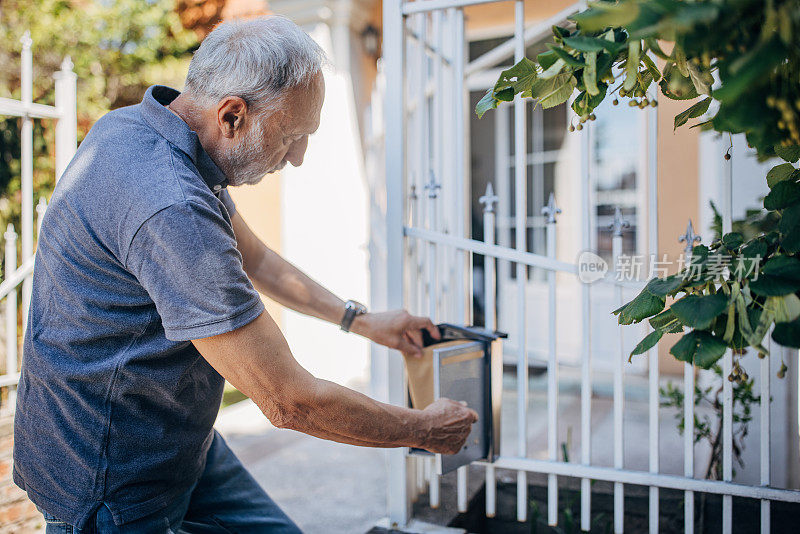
[{"x1": 404, "y1": 323, "x2": 506, "y2": 474}]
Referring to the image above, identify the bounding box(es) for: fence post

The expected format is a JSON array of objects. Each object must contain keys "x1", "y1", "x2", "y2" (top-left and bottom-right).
[
  {"x1": 55, "y1": 56, "x2": 77, "y2": 183},
  {"x1": 20, "y1": 32, "x2": 34, "y2": 336},
  {"x1": 610, "y1": 207, "x2": 629, "y2": 534},
  {"x1": 543, "y1": 193, "x2": 562, "y2": 526},
  {"x1": 5, "y1": 224, "x2": 18, "y2": 408},
  {"x1": 424, "y1": 171, "x2": 441, "y2": 509},
  {"x1": 679, "y1": 219, "x2": 701, "y2": 534},
  {"x1": 513, "y1": 0, "x2": 529, "y2": 521},
  {"x1": 383, "y1": 0, "x2": 409, "y2": 526},
  {"x1": 479, "y1": 182, "x2": 499, "y2": 517}
]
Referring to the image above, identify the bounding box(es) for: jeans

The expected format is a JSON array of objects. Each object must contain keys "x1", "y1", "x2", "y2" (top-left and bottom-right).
[{"x1": 37, "y1": 430, "x2": 302, "y2": 533}]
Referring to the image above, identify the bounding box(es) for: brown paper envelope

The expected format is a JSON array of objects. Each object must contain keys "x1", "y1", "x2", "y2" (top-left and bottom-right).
[{"x1": 402, "y1": 340, "x2": 475, "y2": 410}]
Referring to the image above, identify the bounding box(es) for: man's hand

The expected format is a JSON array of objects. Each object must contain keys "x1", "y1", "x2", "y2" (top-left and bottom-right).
[
  {"x1": 420, "y1": 399, "x2": 479, "y2": 455},
  {"x1": 350, "y1": 309, "x2": 441, "y2": 357}
]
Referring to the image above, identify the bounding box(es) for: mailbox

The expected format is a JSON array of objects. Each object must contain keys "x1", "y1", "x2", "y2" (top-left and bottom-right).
[{"x1": 403, "y1": 323, "x2": 506, "y2": 474}]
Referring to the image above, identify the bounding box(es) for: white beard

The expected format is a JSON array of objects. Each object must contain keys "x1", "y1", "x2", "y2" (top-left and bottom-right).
[{"x1": 219, "y1": 118, "x2": 275, "y2": 186}]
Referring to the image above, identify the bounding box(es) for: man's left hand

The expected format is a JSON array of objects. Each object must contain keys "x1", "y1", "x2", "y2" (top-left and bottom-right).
[{"x1": 350, "y1": 310, "x2": 440, "y2": 357}]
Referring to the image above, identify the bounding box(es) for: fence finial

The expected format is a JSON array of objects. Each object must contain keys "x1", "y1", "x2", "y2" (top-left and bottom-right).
[
  {"x1": 609, "y1": 206, "x2": 629, "y2": 237},
  {"x1": 479, "y1": 182, "x2": 499, "y2": 213},
  {"x1": 424, "y1": 171, "x2": 441, "y2": 199},
  {"x1": 541, "y1": 192, "x2": 562, "y2": 224},
  {"x1": 678, "y1": 219, "x2": 701, "y2": 254},
  {"x1": 60, "y1": 55, "x2": 74, "y2": 73},
  {"x1": 4, "y1": 223, "x2": 17, "y2": 241},
  {"x1": 20, "y1": 31, "x2": 32, "y2": 50}
]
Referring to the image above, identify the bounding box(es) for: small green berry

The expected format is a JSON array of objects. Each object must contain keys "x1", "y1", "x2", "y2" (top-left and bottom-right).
[
  {"x1": 778, "y1": 362, "x2": 787, "y2": 379},
  {"x1": 613, "y1": 98, "x2": 619, "y2": 106}
]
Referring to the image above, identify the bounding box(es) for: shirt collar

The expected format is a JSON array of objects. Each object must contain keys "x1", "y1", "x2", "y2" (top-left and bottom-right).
[{"x1": 139, "y1": 85, "x2": 228, "y2": 192}]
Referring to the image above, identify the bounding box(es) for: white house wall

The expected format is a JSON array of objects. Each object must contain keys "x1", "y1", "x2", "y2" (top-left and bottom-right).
[{"x1": 280, "y1": 22, "x2": 371, "y2": 387}]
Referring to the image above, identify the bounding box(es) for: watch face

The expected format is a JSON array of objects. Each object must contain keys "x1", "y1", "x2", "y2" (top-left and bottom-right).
[{"x1": 347, "y1": 300, "x2": 367, "y2": 313}]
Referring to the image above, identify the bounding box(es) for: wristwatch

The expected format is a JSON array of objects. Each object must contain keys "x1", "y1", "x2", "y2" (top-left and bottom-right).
[{"x1": 340, "y1": 299, "x2": 367, "y2": 332}]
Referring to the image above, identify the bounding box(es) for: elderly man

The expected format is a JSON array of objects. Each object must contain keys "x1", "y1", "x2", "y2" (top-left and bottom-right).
[{"x1": 13, "y1": 16, "x2": 477, "y2": 533}]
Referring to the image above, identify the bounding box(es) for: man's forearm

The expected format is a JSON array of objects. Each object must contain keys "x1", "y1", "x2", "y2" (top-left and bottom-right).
[
  {"x1": 194, "y1": 311, "x2": 425, "y2": 449},
  {"x1": 246, "y1": 240, "x2": 347, "y2": 326},
  {"x1": 265, "y1": 376, "x2": 430, "y2": 448}
]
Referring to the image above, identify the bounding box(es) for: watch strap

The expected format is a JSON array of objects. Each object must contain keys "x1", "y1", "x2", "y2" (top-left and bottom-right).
[{"x1": 340, "y1": 300, "x2": 367, "y2": 332}]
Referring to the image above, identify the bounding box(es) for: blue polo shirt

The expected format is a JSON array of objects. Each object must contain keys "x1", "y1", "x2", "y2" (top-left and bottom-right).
[{"x1": 13, "y1": 85, "x2": 265, "y2": 528}]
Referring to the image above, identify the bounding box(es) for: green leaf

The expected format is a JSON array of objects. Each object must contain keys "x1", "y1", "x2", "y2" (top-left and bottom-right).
[
  {"x1": 686, "y1": 62, "x2": 713, "y2": 96},
  {"x1": 749, "y1": 256, "x2": 800, "y2": 296},
  {"x1": 646, "y1": 275, "x2": 685, "y2": 297},
  {"x1": 613, "y1": 289, "x2": 666, "y2": 325},
  {"x1": 596, "y1": 51, "x2": 614, "y2": 80},
  {"x1": 630, "y1": 329, "x2": 664, "y2": 358},
  {"x1": 775, "y1": 145, "x2": 800, "y2": 163},
  {"x1": 674, "y1": 98, "x2": 711, "y2": 129},
  {"x1": 763, "y1": 255, "x2": 800, "y2": 279},
  {"x1": 766, "y1": 163, "x2": 798, "y2": 188},
  {"x1": 569, "y1": 1, "x2": 640, "y2": 32},
  {"x1": 537, "y1": 49, "x2": 560, "y2": 71},
  {"x1": 562, "y1": 35, "x2": 608, "y2": 53},
  {"x1": 772, "y1": 317, "x2": 800, "y2": 348},
  {"x1": 649, "y1": 308, "x2": 684, "y2": 333},
  {"x1": 551, "y1": 25, "x2": 571, "y2": 39},
  {"x1": 721, "y1": 232, "x2": 744, "y2": 251},
  {"x1": 641, "y1": 52, "x2": 661, "y2": 81},
  {"x1": 764, "y1": 180, "x2": 800, "y2": 210},
  {"x1": 476, "y1": 89, "x2": 498, "y2": 118},
  {"x1": 547, "y1": 44, "x2": 586, "y2": 68},
  {"x1": 670, "y1": 293, "x2": 729, "y2": 330},
  {"x1": 564, "y1": 35, "x2": 625, "y2": 55},
  {"x1": 659, "y1": 62, "x2": 699, "y2": 100},
  {"x1": 741, "y1": 238, "x2": 768, "y2": 259},
  {"x1": 494, "y1": 57, "x2": 538, "y2": 94},
  {"x1": 530, "y1": 72, "x2": 577, "y2": 109},
  {"x1": 780, "y1": 204, "x2": 800, "y2": 254},
  {"x1": 670, "y1": 330, "x2": 728, "y2": 369},
  {"x1": 750, "y1": 276, "x2": 800, "y2": 296}
]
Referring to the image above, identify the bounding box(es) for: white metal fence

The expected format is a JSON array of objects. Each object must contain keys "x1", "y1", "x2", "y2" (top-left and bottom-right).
[
  {"x1": 0, "y1": 32, "x2": 77, "y2": 411},
  {"x1": 380, "y1": 1, "x2": 800, "y2": 532}
]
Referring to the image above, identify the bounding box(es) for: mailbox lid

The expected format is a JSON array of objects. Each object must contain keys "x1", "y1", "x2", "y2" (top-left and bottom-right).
[{"x1": 433, "y1": 340, "x2": 489, "y2": 474}]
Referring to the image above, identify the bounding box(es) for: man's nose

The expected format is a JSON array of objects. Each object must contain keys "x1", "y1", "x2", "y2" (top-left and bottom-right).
[{"x1": 286, "y1": 136, "x2": 309, "y2": 167}]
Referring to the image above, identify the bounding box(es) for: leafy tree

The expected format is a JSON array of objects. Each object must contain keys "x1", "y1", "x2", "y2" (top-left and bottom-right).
[
  {"x1": 476, "y1": 0, "x2": 800, "y2": 376},
  {"x1": 0, "y1": 0, "x2": 198, "y2": 268}
]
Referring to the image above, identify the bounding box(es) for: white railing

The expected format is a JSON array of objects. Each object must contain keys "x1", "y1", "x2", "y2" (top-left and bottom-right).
[
  {"x1": 380, "y1": 1, "x2": 800, "y2": 532},
  {"x1": 0, "y1": 32, "x2": 77, "y2": 412}
]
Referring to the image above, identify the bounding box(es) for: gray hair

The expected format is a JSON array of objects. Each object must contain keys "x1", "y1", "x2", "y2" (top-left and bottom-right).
[{"x1": 184, "y1": 16, "x2": 326, "y2": 114}]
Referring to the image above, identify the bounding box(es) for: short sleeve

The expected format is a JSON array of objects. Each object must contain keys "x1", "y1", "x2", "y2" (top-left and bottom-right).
[
  {"x1": 126, "y1": 200, "x2": 263, "y2": 341},
  {"x1": 217, "y1": 188, "x2": 236, "y2": 217}
]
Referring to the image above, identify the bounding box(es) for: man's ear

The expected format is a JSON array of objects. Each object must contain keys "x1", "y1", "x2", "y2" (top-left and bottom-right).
[{"x1": 216, "y1": 96, "x2": 248, "y2": 139}]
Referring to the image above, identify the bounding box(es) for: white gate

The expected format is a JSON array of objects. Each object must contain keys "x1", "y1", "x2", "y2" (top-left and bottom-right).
[
  {"x1": 0, "y1": 32, "x2": 77, "y2": 411},
  {"x1": 379, "y1": 1, "x2": 800, "y2": 533}
]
